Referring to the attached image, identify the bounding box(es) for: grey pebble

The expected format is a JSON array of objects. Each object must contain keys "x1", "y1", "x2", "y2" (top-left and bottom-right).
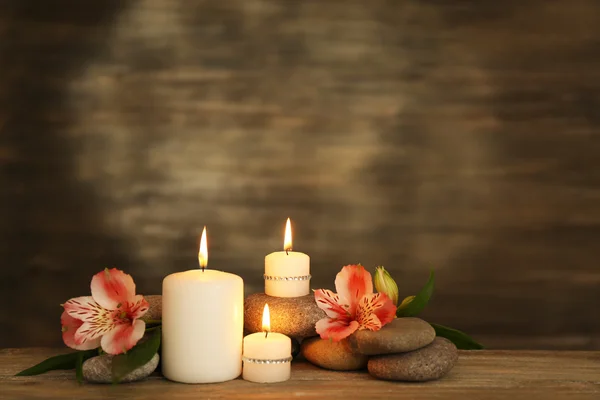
[
  {"x1": 83, "y1": 353, "x2": 159, "y2": 383},
  {"x1": 368, "y1": 337, "x2": 458, "y2": 382},
  {"x1": 349, "y1": 317, "x2": 436, "y2": 355}
]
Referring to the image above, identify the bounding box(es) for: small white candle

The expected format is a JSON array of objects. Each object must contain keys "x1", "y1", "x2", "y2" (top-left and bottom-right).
[
  {"x1": 243, "y1": 304, "x2": 292, "y2": 383},
  {"x1": 264, "y1": 218, "x2": 311, "y2": 297},
  {"x1": 162, "y1": 227, "x2": 244, "y2": 383}
]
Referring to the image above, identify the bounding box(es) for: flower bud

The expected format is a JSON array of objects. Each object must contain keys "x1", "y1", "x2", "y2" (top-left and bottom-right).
[
  {"x1": 374, "y1": 266, "x2": 399, "y2": 306},
  {"x1": 398, "y1": 295, "x2": 415, "y2": 310}
]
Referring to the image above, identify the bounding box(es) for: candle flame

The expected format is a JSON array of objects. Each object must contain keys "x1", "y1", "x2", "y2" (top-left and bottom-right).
[
  {"x1": 262, "y1": 304, "x2": 271, "y2": 333},
  {"x1": 199, "y1": 226, "x2": 208, "y2": 269},
  {"x1": 284, "y1": 218, "x2": 292, "y2": 252}
]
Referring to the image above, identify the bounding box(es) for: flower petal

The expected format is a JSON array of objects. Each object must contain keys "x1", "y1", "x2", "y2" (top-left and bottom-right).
[
  {"x1": 61, "y1": 311, "x2": 100, "y2": 351},
  {"x1": 126, "y1": 295, "x2": 149, "y2": 320},
  {"x1": 355, "y1": 293, "x2": 397, "y2": 331},
  {"x1": 315, "y1": 318, "x2": 359, "y2": 342},
  {"x1": 101, "y1": 319, "x2": 146, "y2": 355},
  {"x1": 373, "y1": 266, "x2": 399, "y2": 305},
  {"x1": 335, "y1": 265, "x2": 373, "y2": 315},
  {"x1": 91, "y1": 268, "x2": 136, "y2": 310},
  {"x1": 64, "y1": 296, "x2": 108, "y2": 322},
  {"x1": 65, "y1": 296, "x2": 121, "y2": 345},
  {"x1": 314, "y1": 289, "x2": 351, "y2": 320},
  {"x1": 74, "y1": 314, "x2": 119, "y2": 345},
  {"x1": 372, "y1": 293, "x2": 397, "y2": 327}
]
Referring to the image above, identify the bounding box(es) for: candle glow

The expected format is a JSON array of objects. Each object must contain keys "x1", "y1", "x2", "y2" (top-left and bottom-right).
[
  {"x1": 242, "y1": 303, "x2": 292, "y2": 383},
  {"x1": 265, "y1": 218, "x2": 310, "y2": 297},
  {"x1": 162, "y1": 225, "x2": 244, "y2": 383},
  {"x1": 199, "y1": 226, "x2": 208, "y2": 269},
  {"x1": 262, "y1": 304, "x2": 271, "y2": 333},
  {"x1": 284, "y1": 218, "x2": 292, "y2": 252}
]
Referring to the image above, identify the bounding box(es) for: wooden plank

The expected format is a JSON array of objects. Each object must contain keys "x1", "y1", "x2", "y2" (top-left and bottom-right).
[{"x1": 0, "y1": 349, "x2": 599, "y2": 399}]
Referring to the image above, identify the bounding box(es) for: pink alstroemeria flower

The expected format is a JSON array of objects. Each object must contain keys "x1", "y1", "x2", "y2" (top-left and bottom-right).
[
  {"x1": 314, "y1": 264, "x2": 397, "y2": 341},
  {"x1": 62, "y1": 268, "x2": 149, "y2": 355}
]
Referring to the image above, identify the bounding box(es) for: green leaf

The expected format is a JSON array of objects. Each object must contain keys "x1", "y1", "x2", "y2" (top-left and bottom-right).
[
  {"x1": 75, "y1": 352, "x2": 84, "y2": 384},
  {"x1": 111, "y1": 326, "x2": 161, "y2": 383},
  {"x1": 396, "y1": 271, "x2": 435, "y2": 317},
  {"x1": 15, "y1": 350, "x2": 97, "y2": 377},
  {"x1": 430, "y1": 323, "x2": 484, "y2": 350},
  {"x1": 143, "y1": 320, "x2": 162, "y2": 328}
]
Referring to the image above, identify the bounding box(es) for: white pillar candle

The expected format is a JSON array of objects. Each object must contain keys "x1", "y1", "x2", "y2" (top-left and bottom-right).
[
  {"x1": 162, "y1": 227, "x2": 244, "y2": 383},
  {"x1": 264, "y1": 218, "x2": 311, "y2": 297},
  {"x1": 243, "y1": 305, "x2": 292, "y2": 383}
]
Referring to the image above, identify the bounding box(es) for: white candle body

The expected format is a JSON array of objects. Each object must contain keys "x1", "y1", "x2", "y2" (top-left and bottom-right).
[
  {"x1": 264, "y1": 251, "x2": 310, "y2": 297},
  {"x1": 162, "y1": 269, "x2": 243, "y2": 383},
  {"x1": 243, "y1": 332, "x2": 292, "y2": 383}
]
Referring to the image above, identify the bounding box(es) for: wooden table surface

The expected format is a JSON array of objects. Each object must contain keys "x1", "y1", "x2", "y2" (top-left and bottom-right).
[{"x1": 1, "y1": 349, "x2": 599, "y2": 400}]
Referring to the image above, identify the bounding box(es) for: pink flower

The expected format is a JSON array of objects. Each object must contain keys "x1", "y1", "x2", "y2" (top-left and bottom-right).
[
  {"x1": 314, "y1": 264, "x2": 397, "y2": 341},
  {"x1": 62, "y1": 268, "x2": 149, "y2": 355}
]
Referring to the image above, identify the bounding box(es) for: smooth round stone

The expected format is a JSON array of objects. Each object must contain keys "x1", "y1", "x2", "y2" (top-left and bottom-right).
[
  {"x1": 83, "y1": 353, "x2": 159, "y2": 383},
  {"x1": 349, "y1": 317, "x2": 435, "y2": 355},
  {"x1": 302, "y1": 337, "x2": 368, "y2": 371},
  {"x1": 368, "y1": 337, "x2": 458, "y2": 382},
  {"x1": 141, "y1": 295, "x2": 162, "y2": 322},
  {"x1": 244, "y1": 293, "x2": 325, "y2": 338}
]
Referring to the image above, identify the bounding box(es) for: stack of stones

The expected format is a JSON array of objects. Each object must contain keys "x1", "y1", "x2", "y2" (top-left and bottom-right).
[
  {"x1": 88, "y1": 294, "x2": 458, "y2": 383},
  {"x1": 244, "y1": 294, "x2": 458, "y2": 382}
]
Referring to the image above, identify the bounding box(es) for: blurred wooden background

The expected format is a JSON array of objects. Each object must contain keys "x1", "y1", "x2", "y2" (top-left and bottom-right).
[{"x1": 1, "y1": 0, "x2": 599, "y2": 349}]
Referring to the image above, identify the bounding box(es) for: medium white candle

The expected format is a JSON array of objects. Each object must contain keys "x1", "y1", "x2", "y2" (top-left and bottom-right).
[
  {"x1": 243, "y1": 304, "x2": 292, "y2": 383},
  {"x1": 264, "y1": 218, "x2": 311, "y2": 297},
  {"x1": 162, "y1": 227, "x2": 244, "y2": 383}
]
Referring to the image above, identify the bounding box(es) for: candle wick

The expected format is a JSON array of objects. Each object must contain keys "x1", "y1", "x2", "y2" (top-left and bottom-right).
[
  {"x1": 265, "y1": 331, "x2": 269, "y2": 339},
  {"x1": 285, "y1": 248, "x2": 291, "y2": 255}
]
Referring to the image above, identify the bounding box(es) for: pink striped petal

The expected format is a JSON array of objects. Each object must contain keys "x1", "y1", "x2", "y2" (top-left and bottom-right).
[
  {"x1": 335, "y1": 265, "x2": 373, "y2": 315},
  {"x1": 355, "y1": 293, "x2": 397, "y2": 331},
  {"x1": 74, "y1": 314, "x2": 119, "y2": 345},
  {"x1": 127, "y1": 295, "x2": 150, "y2": 320},
  {"x1": 314, "y1": 289, "x2": 351, "y2": 320},
  {"x1": 371, "y1": 293, "x2": 396, "y2": 327},
  {"x1": 315, "y1": 318, "x2": 360, "y2": 342},
  {"x1": 101, "y1": 319, "x2": 146, "y2": 355},
  {"x1": 61, "y1": 311, "x2": 100, "y2": 351},
  {"x1": 91, "y1": 268, "x2": 136, "y2": 310},
  {"x1": 64, "y1": 296, "x2": 109, "y2": 322},
  {"x1": 65, "y1": 296, "x2": 121, "y2": 345}
]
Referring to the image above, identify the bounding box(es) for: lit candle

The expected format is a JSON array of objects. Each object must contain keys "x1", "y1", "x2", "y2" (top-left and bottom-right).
[
  {"x1": 162, "y1": 227, "x2": 244, "y2": 383},
  {"x1": 264, "y1": 218, "x2": 311, "y2": 297},
  {"x1": 242, "y1": 304, "x2": 292, "y2": 383}
]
